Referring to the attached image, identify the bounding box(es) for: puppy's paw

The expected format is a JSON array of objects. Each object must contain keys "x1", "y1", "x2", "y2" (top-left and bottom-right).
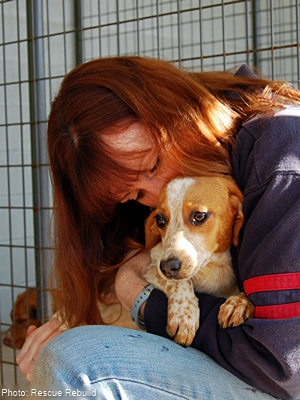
[
  {"x1": 167, "y1": 293, "x2": 199, "y2": 347},
  {"x1": 218, "y1": 293, "x2": 255, "y2": 328}
]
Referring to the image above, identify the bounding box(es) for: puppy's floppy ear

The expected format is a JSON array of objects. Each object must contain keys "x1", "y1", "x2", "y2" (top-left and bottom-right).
[
  {"x1": 145, "y1": 210, "x2": 161, "y2": 249},
  {"x1": 229, "y1": 184, "x2": 244, "y2": 247}
]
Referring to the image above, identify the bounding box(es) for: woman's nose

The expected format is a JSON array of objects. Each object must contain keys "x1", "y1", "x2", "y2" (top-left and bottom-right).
[{"x1": 137, "y1": 192, "x2": 159, "y2": 208}]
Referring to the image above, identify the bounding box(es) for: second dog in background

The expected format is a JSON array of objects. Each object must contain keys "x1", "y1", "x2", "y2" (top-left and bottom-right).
[
  {"x1": 144, "y1": 175, "x2": 255, "y2": 346},
  {"x1": 2, "y1": 289, "x2": 41, "y2": 349},
  {"x1": 3, "y1": 287, "x2": 140, "y2": 350}
]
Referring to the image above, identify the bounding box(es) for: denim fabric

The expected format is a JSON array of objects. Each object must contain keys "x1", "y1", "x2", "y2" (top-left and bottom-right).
[{"x1": 31, "y1": 326, "x2": 276, "y2": 400}]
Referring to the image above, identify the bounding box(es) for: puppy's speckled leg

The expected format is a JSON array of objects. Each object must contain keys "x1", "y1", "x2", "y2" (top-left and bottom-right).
[{"x1": 145, "y1": 256, "x2": 200, "y2": 347}]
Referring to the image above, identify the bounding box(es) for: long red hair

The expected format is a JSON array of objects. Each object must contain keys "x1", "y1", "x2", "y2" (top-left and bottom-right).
[{"x1": 47, "y1": 56, "x2": 300, "y2": 327}]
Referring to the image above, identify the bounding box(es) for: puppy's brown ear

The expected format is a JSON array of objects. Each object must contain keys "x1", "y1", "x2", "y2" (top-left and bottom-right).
[
  {"x1": 145, "y1": 210, "x2": 161, "y2": 249},
  {"x1": 229, "y1": 185, "x2": 244, "y2": 247}
]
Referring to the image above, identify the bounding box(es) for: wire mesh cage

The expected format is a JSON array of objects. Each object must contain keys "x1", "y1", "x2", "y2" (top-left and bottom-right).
[{"x1": 0, "y1": 0, "x2": 299, "y2": 387}]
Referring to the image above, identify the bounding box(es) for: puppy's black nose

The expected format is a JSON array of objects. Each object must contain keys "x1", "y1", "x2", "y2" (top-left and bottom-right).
[{"x1": 160, "y1": 258, "x2": 181, "y2": 278}]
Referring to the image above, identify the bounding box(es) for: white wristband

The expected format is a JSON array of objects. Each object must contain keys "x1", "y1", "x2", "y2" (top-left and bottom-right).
[{"x1": 131, "y1": 284, "x2": 154, "y2": 330}]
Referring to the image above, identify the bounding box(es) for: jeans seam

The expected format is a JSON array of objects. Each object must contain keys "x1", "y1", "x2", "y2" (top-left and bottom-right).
[{"x1": 90, "y1": 377, "x2": 190, "y2": 399}]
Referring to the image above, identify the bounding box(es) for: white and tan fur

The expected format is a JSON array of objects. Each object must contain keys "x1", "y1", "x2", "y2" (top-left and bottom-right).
[{"x1": 144, "y1": 175, "x2": 255, "y2": 346}]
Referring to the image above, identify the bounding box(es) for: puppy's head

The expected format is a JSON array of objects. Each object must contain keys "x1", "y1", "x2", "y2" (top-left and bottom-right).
[
  {"x1": 146, "y1": 176, "x2": 243, "y2": 280},
  {"x1": 2, "y1": 289, "x2": 41, "y2": 349}
]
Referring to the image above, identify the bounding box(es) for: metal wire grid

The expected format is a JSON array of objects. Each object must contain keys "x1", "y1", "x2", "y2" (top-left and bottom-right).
[
  {"x1": 80, "y1": 0, "x2": 300, "y2": 82},
  {"x1": 0, "y1": 0, "x2": 299, "y2": 387}
]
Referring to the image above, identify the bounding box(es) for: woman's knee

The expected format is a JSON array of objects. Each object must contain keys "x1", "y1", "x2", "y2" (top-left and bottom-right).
[{"x1": 31, "y1": 325, "x2": 275, "y2": 400}]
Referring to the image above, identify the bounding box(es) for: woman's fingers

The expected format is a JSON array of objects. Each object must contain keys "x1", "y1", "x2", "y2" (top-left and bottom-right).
[
  {"x1": 26, "y1": 325, "x2": 38, "y2": 338},
  {"x1": 17, "y1": 318, "x2": 62, "y2": 361},
  {"x1": 27, "y1": 328, "x2": 62, "y2": 382},
  {"x1": 16, "y1": 318, "x2": 63, "y2": 382}
]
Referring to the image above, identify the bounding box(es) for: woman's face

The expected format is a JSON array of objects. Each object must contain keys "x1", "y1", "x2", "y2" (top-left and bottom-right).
[{"x1": 104, "y1": 122, "x2": 179, "y2": 208}]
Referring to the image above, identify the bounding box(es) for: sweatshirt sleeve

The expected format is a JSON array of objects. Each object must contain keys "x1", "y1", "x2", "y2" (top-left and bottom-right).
[{"x1": 144, "y1": 107, "x2": 300, "y2": 400}]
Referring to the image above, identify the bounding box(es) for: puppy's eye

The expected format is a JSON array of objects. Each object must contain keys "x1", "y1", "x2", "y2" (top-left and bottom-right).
[
  {"x1": 191, "y1": 211, "x2": 208, "y2": 226},
  {"x1": 155, "y1": 214, "x2": 166, "y2": 229}
]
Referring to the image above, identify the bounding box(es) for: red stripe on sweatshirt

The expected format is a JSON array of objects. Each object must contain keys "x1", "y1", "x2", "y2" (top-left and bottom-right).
[
  {"x1": 244, "y1": 272, "x2": 300, "y2": 295},
  {"x1": 255, "y1": 302, "x2": 300, "y2": 319}
]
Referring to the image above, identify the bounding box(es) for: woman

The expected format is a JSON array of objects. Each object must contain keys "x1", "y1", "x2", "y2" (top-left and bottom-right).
[{"x1": 17, "y1": 57, "x2": 300, "y2": 399}]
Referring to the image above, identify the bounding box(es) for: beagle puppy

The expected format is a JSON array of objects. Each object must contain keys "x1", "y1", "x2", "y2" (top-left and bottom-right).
[
  {"x1": 3, "y1": 288, "x2": 140, "y2": 350},
  {"x1": 144, "y1": 175, "x2": 255, "y2": 346},
  {"x1": 2, "y1": 289, "x2": 41, "y2": 349}
]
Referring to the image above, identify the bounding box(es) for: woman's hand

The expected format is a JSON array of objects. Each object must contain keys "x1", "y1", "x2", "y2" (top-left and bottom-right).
[
  {"x1": 16, "y1": 318, "x2": 63, "y2": 382},
  {"x1": 115, "y1": 249, "x2": 151, "y2": 317}
]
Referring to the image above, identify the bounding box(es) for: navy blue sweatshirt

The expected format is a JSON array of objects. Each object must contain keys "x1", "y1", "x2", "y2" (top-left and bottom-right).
[{"x1": 144, "y1": 66, "x2": 300, "y2": 400}]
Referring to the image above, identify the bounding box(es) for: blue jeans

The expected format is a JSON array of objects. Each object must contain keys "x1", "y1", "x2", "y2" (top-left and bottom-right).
[{"x1": 31, "y1": 326, "x2": 276, "y2": 399}]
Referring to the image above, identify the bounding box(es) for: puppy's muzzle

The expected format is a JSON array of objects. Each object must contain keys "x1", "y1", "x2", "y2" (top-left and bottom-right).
[{"x1": 160, "y1": 258, "x2": 181, "y2": 278}]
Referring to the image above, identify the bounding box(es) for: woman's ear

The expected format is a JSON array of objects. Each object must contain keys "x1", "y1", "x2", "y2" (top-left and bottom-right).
[{"x1": 145, "y1": 210, "x2": 161, "y2": 249}]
